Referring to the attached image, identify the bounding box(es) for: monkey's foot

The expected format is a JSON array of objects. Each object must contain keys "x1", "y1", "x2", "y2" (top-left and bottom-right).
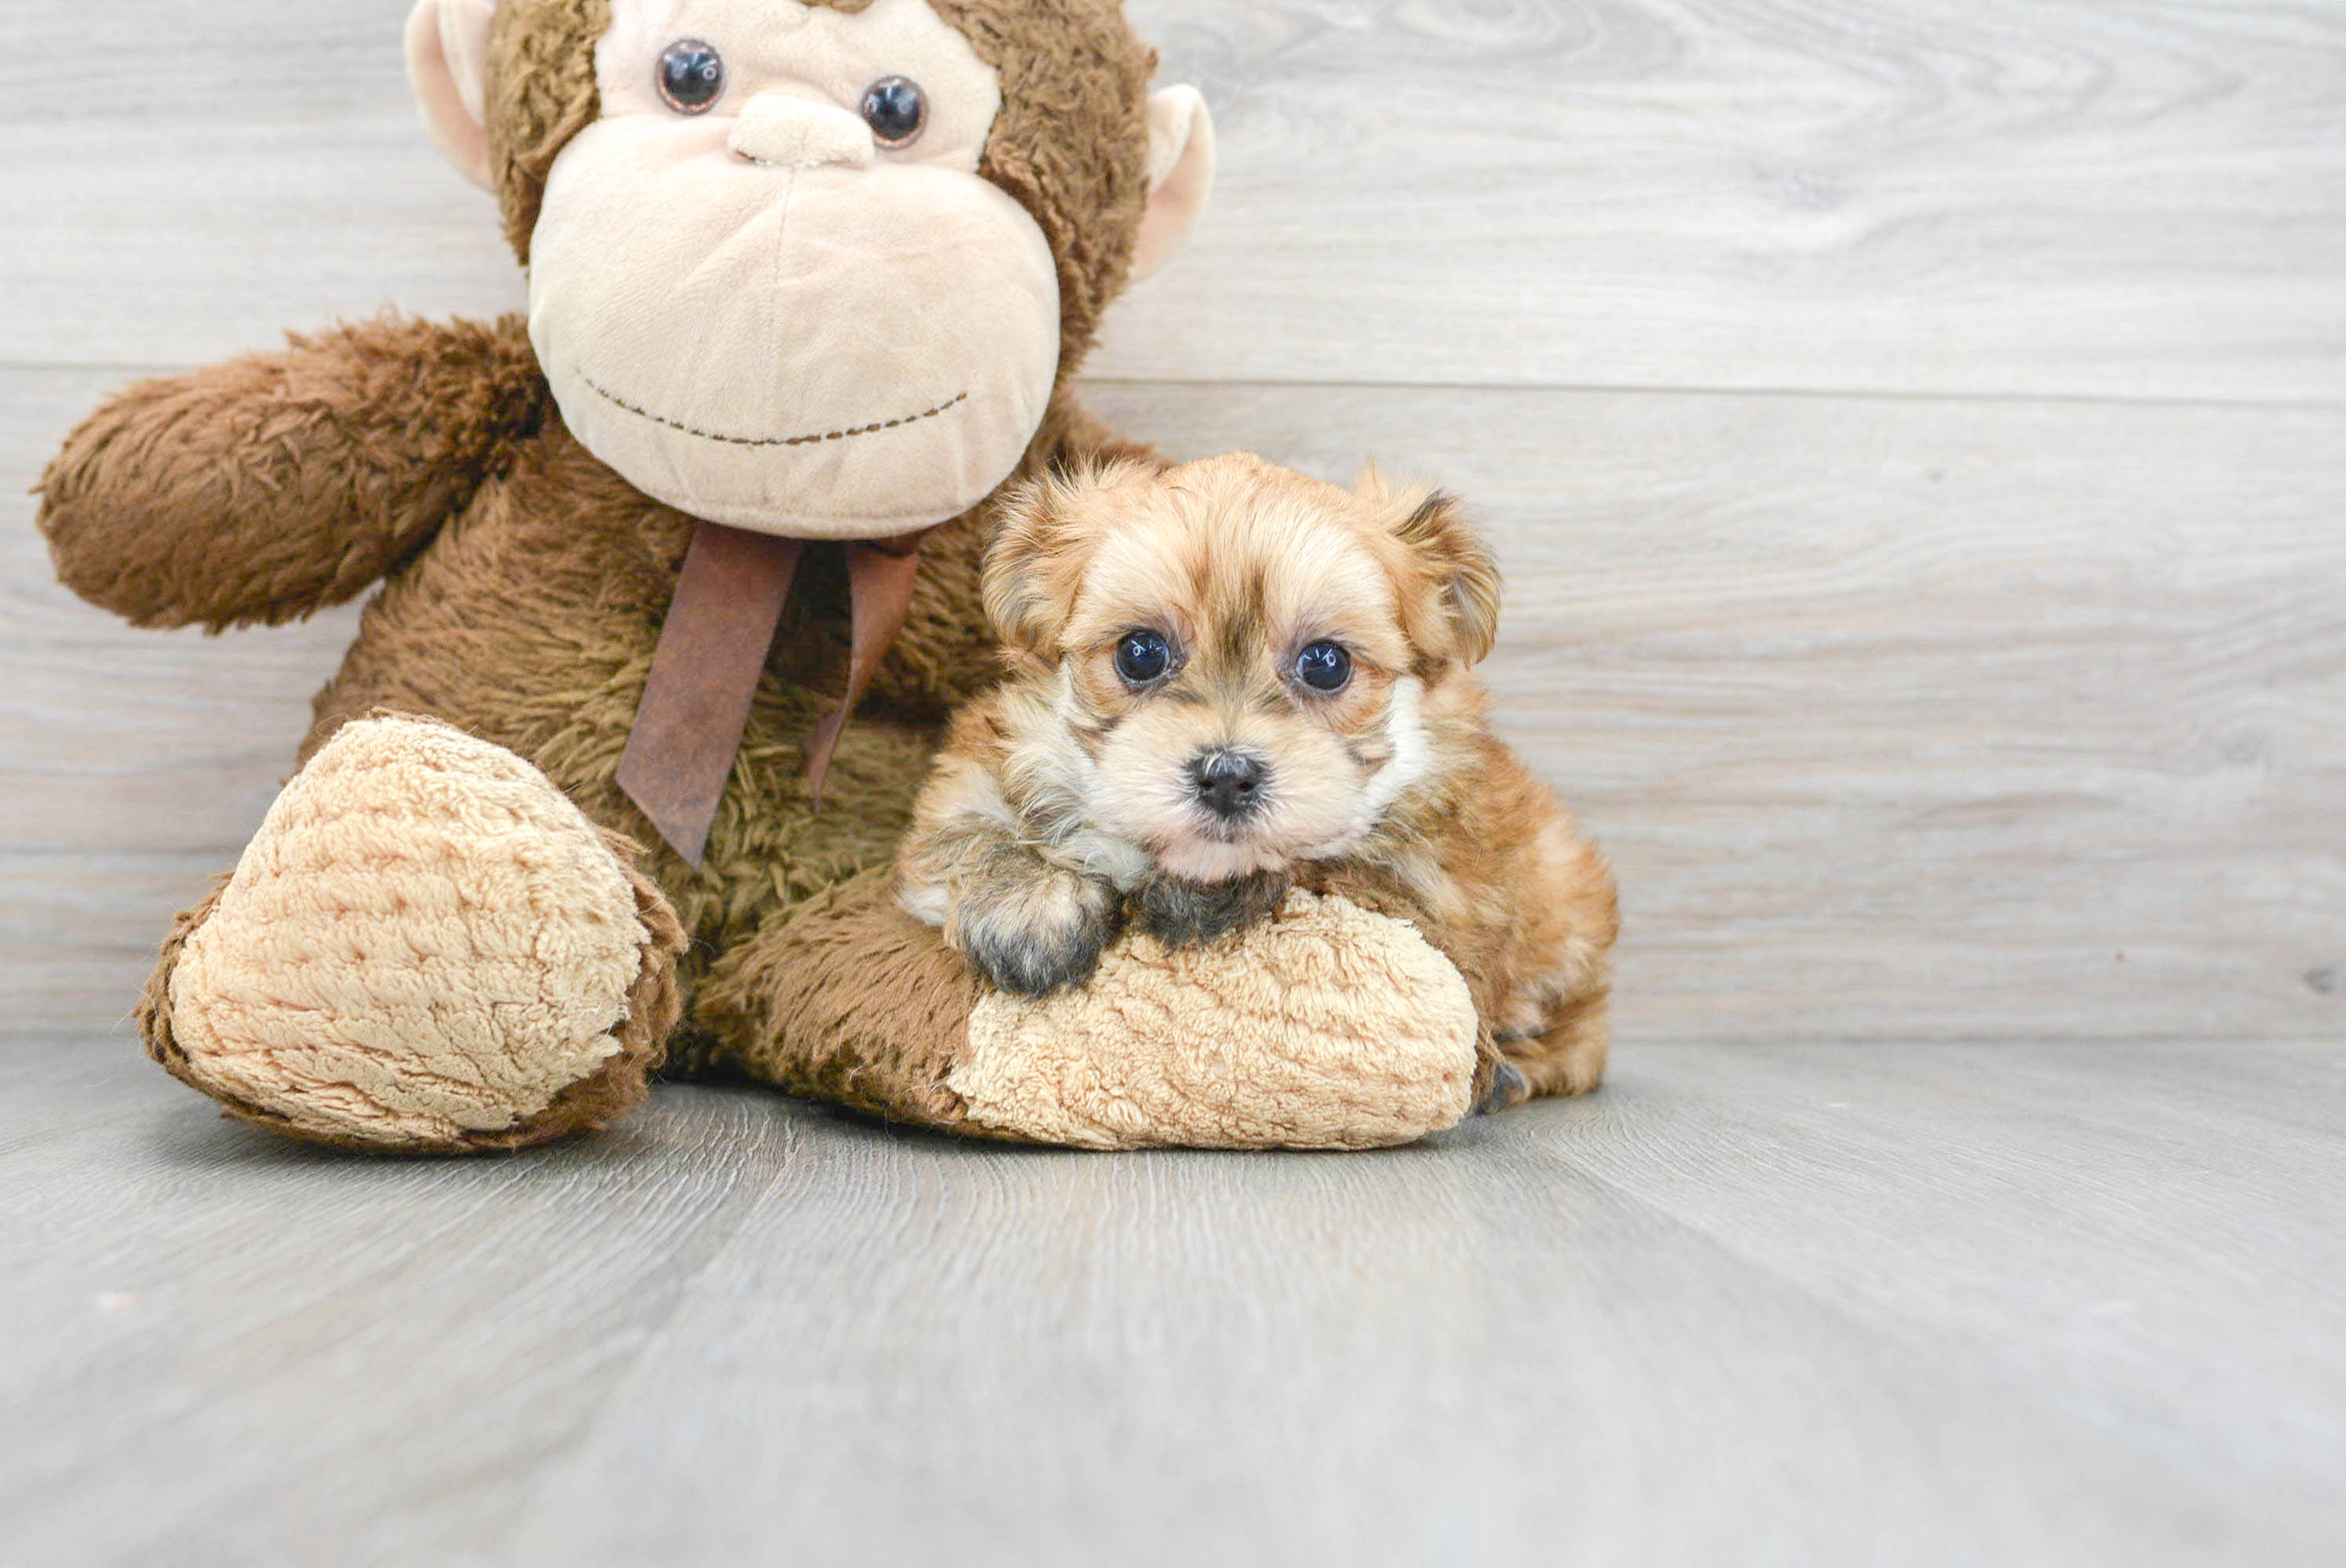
[
  {"x1": 144, "y1": 715, "x2": 685, "y2": 1152},
  {"x1": 951, "y1": 891, "x2": 1479, "y2": 1150}
]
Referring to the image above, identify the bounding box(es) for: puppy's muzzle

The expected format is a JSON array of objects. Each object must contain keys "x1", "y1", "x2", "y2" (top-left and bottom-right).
[{"x1": 1190, "y1": 749, "x2": 1268, "y2": 822}]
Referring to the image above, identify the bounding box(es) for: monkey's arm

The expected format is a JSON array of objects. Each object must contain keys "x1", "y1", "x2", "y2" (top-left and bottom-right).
[{"x1": 37, "y1": 315, "x2": 546, "y2": 630}]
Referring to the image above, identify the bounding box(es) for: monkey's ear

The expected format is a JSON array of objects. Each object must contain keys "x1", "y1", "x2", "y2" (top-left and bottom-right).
[
  {"x1": 405, "y1": 0, "x2": 497, "y2": 192},
  {"x1": 1130, "y1": 87, "x2": 1215, "y2": 284},
  {"x1": 1375, "y1": 480, "x2": 1505, "y2": 667}
]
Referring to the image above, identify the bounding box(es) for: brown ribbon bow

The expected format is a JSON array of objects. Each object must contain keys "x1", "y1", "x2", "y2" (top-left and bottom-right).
[{"x1": 617, "y1": 518, "x2": 926, "y2": 867}]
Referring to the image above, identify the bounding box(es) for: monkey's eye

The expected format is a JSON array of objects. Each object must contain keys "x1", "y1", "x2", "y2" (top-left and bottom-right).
[
  {"x1": 860, "y1": 76, "x2": 928, "y2": 148},
  {"x1": 1295, "y1": 641, "x2": 1354, "y2": 694},
  {"x1": 1115, "y1": 630, "x2": 1175, "y2": 687},
  {"x1": 657, "y1": 41, "x2": 726, "y2": 114}
]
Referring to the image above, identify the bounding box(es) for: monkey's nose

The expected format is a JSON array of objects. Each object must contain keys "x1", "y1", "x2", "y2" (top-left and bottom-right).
[
  {"x1": 728, "y1": 93, "x2": 874, "y2": 170},
  {"x1": 1191, "y1": 750, "x2": 1268, "y2": 820}
]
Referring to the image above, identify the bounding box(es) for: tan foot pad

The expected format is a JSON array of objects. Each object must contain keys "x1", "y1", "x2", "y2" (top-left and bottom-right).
[
  {"x1": 953, "y1": 891, "x2": 1478, "y2": 1150},
  {"x1": 163, "y1": 716, "x2": 663, "y2": 1149}
]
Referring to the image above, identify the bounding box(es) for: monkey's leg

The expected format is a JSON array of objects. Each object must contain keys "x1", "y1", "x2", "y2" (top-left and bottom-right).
[
  {"x1": 143, "y1": 715, "x2": 685, "y2": 1152},
  {"x1": 697, "y1": 878, "x2": 1481, "y2": 1151}
]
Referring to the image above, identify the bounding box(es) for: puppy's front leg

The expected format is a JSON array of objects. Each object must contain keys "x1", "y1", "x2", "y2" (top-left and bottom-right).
[
  {"x1": 902, "y1": 804, "x2": 1121, "y2": 996},
  {"x1": 1134, "y1": 870, "x2": 1291, "y2": 949},
  {"x1": 956, "y1": 844, "x2": 1121, "y2": 998}
]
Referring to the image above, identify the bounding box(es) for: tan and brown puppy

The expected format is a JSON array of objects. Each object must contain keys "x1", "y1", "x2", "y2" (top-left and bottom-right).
[{"x1": 899, "y1": 454, "x2": 1618, "y2": 1102}]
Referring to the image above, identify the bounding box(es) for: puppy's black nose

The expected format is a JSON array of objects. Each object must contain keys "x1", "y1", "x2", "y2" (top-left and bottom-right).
[{"x1": 1191, "y1": 750, "x2": 1266, "y2": 819}]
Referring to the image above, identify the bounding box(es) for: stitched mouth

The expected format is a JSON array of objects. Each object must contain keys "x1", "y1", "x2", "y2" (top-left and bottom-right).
[{"x1": 579, "y1": 371, "x2": 968, "y2": 449}]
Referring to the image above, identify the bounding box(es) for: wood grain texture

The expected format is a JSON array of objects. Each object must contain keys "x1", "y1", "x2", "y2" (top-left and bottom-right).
[
  {"x1": 1084, "y1": 379, "x2": 2346, "y2": 1047},
  {"x1": 1112, "y1": 0, "x2": 2346, "y2": 401},
  {"x1": 2, "y1": 1040, "x2": 2341, "y2": 1566},
  {"x1": 9, "y1": 368, "x2": 2339, "y2": 1045},
  {"x1": 5, "y1": 6, "x2": 2343, "y2": 1562},
  {"x1": 2, "y1": 1, "x2": 2341, "y2": 401}
]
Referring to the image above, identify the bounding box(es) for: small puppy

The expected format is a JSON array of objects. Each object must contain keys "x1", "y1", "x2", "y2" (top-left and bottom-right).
[{"x1": 897, "y1": 452, "x2": 1618, "y2": 1104}]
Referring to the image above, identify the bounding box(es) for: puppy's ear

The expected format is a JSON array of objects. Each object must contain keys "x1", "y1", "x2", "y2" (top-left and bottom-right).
[
  {"x1": 983, "y1": 478, "x2": 1068, "y2": 661},
  {"x1": 985, "y1": 464, "x2": 1125, "y2": 666},
  {"x1": 1371, "y1": 477, "x2": 1503, "y2": 666}
]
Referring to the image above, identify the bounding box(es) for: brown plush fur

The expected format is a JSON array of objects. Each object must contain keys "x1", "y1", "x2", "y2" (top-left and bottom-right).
[
  {"x1": 898, "y1": 455, "x2": 1618, "y2": 1101},
  {"x1": 36, "y1": 0, "x2": 1175, "y2": 1144},
  {"x1": 41, "y1": 316, "x2": 545, "y2": 632},
  {"x1": 485, "y1": 0, "x2": 613, "y2": 261},
  {"x1": 695, "y1": 869, "x2": 992, "y2": 1133}
]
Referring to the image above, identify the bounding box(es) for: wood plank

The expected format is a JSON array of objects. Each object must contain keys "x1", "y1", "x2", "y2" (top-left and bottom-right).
[
  {"x1": 1083, "y1": 378, "x2": 2346, "y2": 1045},
  {"x1": 0, "y1": 1043, "x2": 808, "y2": 1566},
  {"x1": 9, "y1": 368, "x2": 2342, "y2": 1045},
  {"x1": 0, "y1": 6, "x2": 525, "y2": 368},
  {"x1": 1556, "y1": 1042, "x2": 2346, "y2": 1516},
  {"x1": 510, "y1": 1047, "x2": 2346, "y2": 1568},
  {"x1": 1113, "y1": 0, "x2": 2346, "y2": 402},
  {"x1": 2, "y1": 2, "x2": 2341, "y2": 402},
  {"x1": 3, "y1": 1040, "x2": 2340, "y2": 1565}
]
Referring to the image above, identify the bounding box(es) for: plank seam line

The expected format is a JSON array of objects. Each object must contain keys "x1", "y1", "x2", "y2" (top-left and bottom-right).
[
  {"x1": 7, "y1": 363, "x2": 2342, "y2": 415},
  {"x1": 1084, "y1": 375, "x2": 2346, "y2": 416}
]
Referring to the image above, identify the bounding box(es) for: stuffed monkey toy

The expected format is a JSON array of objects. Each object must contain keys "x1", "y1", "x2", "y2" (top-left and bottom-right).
[{"x1": 36, "y1": 0, "x2": 1556, "y2": 1154}]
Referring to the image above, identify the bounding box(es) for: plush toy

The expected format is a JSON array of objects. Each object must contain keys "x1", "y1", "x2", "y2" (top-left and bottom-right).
[{"x1": 36, "y1": 0, "x2": 1611, "y2": 1155}]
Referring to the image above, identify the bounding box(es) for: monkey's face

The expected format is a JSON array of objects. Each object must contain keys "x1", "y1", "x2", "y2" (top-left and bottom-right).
[
  {"x1": 411, "y1": 0, "x2": 1212, "y2": 538},
  {"x1": 986, "y1": 457, "x2": 1502, "y2": 886},
  {"x1": 520, "y1": 0, "x2": 1057, "y2": 538}
]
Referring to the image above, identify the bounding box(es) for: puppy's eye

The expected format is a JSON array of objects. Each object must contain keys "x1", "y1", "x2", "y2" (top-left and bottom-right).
[
  {"x1": 658, "y1": 41, "x2": 726, "y2": 114},
  {"x1": 860, "y1": 76, "x2": 928, "y2": 148},
  {"x1": 1115, "y1": 630, "x2": 1175, "y2": 686},
  {"x1": 1295, "y1": 641, "x2": 1353, "y2": 694}
]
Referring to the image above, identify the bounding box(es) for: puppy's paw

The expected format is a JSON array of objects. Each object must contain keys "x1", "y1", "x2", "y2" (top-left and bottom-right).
[
  {"x1": 956, "y1": 869, "x2": 1121, "y2": 999},
  {"x1": 1476, "y1": 1059, "x2": 1531, "y2": 1116},
  {"x1": 1135, "y1": 871, "x2": 1292, "y2": 949}
]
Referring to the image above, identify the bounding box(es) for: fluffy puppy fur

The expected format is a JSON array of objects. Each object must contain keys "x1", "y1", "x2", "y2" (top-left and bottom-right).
[{"x1": 897, "y1": 452, "x2": 1618, "y2": 1104}]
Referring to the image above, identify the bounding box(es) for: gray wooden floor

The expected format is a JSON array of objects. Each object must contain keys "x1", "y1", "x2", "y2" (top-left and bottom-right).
[
  {"x1": 3, "y1": 0, "x2": 2342, "y2": 1563},
  {"x1": 5, "y1": 1039, "x2": 2344, "y2": 1566}
]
